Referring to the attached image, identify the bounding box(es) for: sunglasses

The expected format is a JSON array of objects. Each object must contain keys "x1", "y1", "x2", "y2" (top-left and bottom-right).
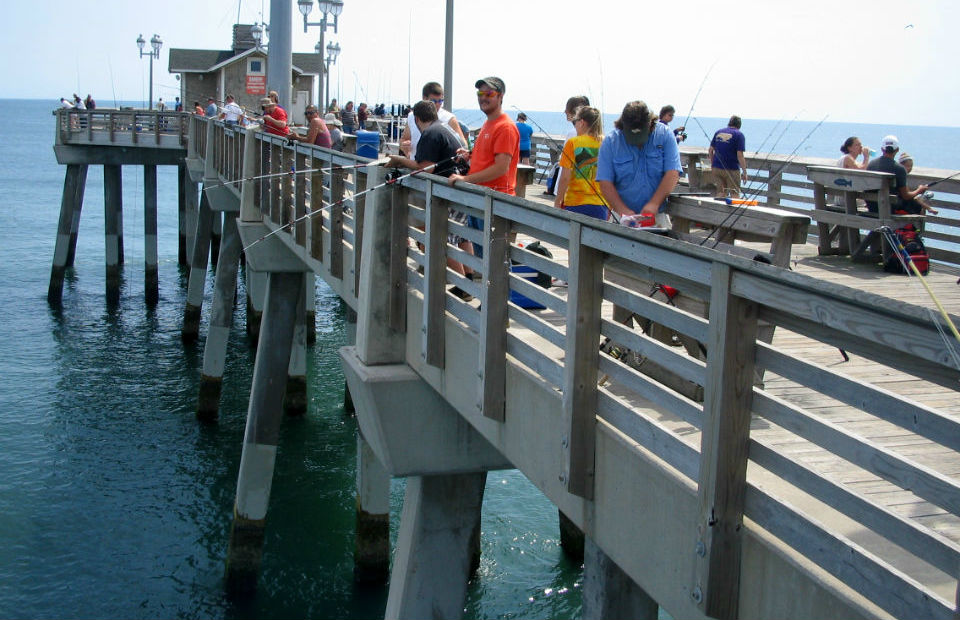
[
  {"x1": 476, "y1": 89, "x2": 500, "y2": 98},
  {"x1": 429, "y1": 97, "x2": 444, "y2": 105}
]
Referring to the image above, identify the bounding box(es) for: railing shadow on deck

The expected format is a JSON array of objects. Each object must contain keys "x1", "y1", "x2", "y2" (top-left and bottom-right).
[{"x1": 204, "y1": 116, "x2": 960, "y2": 619}]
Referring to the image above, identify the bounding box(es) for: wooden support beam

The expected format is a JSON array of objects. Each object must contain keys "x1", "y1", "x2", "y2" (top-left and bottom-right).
[
  {"x1": 695, "y1": 262, "x2": 759, "y2": 620},
  {"x1": 309, "y1": 157, "x2": 324, "y2": 262},
  {"x1": 389, "y1": 183, "x2": 408, "y2": 333},
  {"x1": 353, "y1": 166, "x2": 368, "y2": 298},
  {"x1": 561, "y1": 221, "x2": 604, "y2": 500}
]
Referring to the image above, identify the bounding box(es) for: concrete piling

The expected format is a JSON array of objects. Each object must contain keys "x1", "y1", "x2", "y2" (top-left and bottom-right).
[
  {"x1": 283, "y1": 285, "x2": 307, "y2": 416},
  {"x1": 182, "y1": 192, "x2": 214, "y2": 343},
  {"x1": 582, "y1": 537, "x2": 658, "y2": 620},
  {"x1": 178, "y1": 163, "x2": 187, "y2": 266},
  {"x1": 197, "y1": 216, "x2": 242, "y2": 422},
  {"x1": 48, "y1": 163, "x2": 87, "y2": 305},
  {"x1": 103, "y1": 164, "x2": 123, "y2": 305},
  {"x1": 143, "y1": 165, "x2": 159, "y2": 305},
  {"x1": 354, "y1": 434, "x2": 390, "y2": 582},
  {"x1": 224, "y1": 271, "x2": 304, "y2": 595},
  {"x1": 245, "y1": 269, "x2": 266, "y2": 342},
  {"x1": 384, "y1": 473, "x2": 486, "y2": 620}
]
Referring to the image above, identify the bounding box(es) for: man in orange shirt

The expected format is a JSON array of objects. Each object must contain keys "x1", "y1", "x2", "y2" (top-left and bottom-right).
[{"x1": 447, "y1": 76, "x2": 519, "y2": 195}]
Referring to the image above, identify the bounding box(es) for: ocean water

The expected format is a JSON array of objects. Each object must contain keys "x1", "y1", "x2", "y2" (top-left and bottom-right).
[
  {"x1": 0, "y1": 99, "x2": 580, "y2": 619},
  {"x1": 4, "y1": 97, "x2": 957, "y2": 619}
]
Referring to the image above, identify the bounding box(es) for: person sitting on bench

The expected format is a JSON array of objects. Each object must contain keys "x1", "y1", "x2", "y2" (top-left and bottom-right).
[{"x1": 865, "y1": 135, "x2": 929, "y2": 215}]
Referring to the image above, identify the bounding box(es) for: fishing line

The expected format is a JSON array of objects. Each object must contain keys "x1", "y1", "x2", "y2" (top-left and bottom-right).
[
  {"x1": 241, "y1": 156, "x2": 453, "y2": 252},
  {"x1": 681, "y1": 60, "x2": 718, "y2": 142},
  {"x1": 880, "y1": 227, "x2": 960, "y2": 366},
  {"x1": 699, "y1": 115, "x2": 828, "y2": 250},
  {"x1": 203, "y1": 156, "x2": 387, "y2": 192}
]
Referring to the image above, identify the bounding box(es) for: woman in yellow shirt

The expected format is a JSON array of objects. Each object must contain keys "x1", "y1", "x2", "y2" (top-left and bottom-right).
[{"x1": 553, "y1": 106, "x2": 609, "y2": 220}]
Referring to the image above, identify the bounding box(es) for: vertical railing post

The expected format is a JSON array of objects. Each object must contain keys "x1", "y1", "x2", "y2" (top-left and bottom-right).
[
  {"x1": 422, "y1": 181, "x2": 448, "y2": 368},
  {"x1": 355, "y1": 165, "x2": 406, "y2": 365},
  {"x1": 694, "y1": 261, "x2": 758, "y2": 620},
  {"x1": 329, "y1": 164, "x2": 345, "y2": 280},
  {"x1": 478, "y1": 195, "x2": 510, "y2": 421},
  {"x1": 561, "y1": 221, "x2": 604, "y2": 499},
  {"x1": 765, "y1": 167, "x2": 782, "y2": 207},
  {"x1": 204, "y1": 120, "x2": 217, "y2": 180},
  {"x1": 309, "y1": 153, "x2": 325, "y2": 262},
  {"x1": 240, "y1": 129, "x2": 260, "y2": 222}
]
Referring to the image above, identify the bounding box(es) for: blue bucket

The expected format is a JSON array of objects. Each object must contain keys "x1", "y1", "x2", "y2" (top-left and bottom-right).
[
  {"x1": 508, "y1": 265, "x2": 545, "y2": 309},
  {"x1": 356, "y1": 130, "x2": 379, "y2": 159}
]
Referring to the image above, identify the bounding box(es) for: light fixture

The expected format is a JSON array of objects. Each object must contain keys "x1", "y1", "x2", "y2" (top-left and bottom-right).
[
  {"x1": 136, "y1": 33, "x2": 162, "y2": 110},
  {"x1": 251, "y1": 23, "x2": 263, "y2": 47}
]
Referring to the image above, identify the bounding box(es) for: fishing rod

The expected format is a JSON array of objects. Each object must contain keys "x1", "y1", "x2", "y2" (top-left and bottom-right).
[
  {"x1": 879, "y1": 227, "x2": 960, "y2": 365},
  {"x1": 203, "y1": 157, "x2": 388, "y2": 192},
  {"x1": 241, "y1": 156, "x2": 454, "y2": 252},
  {"x1": 699, "y1": 115, "x2": 828, "y2": 250},
  {"x1": 927, "y1": 170, "x2": 960, "y2": 188},
  {"x1": 680, "y1": 60, "x2": 718, "y2": 142}
]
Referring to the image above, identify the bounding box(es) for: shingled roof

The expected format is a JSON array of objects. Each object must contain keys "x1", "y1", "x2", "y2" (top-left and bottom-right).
[{"x1": 168, "y1": 48, "x2": 322, "y2": 76}]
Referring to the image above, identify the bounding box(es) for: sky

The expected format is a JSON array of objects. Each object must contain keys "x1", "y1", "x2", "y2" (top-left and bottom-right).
[{"x1": 3, "y1": 0, "x2": 958, "y2": 127}]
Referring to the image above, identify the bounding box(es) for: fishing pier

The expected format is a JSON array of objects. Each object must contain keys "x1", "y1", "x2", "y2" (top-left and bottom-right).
[{"x1": 48, "y1": 110, "x2": 960, "y2": 620}]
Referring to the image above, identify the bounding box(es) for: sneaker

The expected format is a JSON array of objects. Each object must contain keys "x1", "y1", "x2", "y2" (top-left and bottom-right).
[
  {"x1": 552, "y1": 278, "x2": 568, "y2": 287},
  {"x1": 449, "y1": 286, "x2": 474, "y2": 302}
]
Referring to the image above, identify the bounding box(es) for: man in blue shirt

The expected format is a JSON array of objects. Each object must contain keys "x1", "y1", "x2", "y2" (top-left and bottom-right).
[
  {"x1": 708, "y1": 115, "x2": 747, "y2": 197},
  {"x1": 597, "y1": 100, "x2": 682, "y2": 226},
  {"x1": 515, "y1": 112, "x2": 534, "y2": 164}
]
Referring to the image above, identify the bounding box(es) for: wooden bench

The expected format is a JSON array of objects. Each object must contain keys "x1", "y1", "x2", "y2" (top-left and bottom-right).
[
  {"x1": 807, "y1": 165, "x2": 924, "y2": 262},
  {"x1": 605, "y1": 195, "x2": 810, "y2": 395}
]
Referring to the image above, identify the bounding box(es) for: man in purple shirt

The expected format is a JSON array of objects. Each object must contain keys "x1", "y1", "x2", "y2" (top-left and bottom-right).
[{"x1": 708, "y1": 115, "x2": 747, "y2": 198}]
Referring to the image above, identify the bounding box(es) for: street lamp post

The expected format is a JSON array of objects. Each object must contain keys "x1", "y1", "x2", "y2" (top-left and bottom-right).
[
  {"x1": 324, "y1": 42, "x2": 340, "y2": 112},
  {"x1": 298, "y1": 0, "x2": 344, "y2": 112},
  {"x1": 136, "y1": 33, "x2": 163, "y2": 110}
]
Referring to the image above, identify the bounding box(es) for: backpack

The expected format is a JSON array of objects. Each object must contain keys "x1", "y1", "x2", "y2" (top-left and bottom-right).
[{"x1": 884, "y1": 224, "x2": 929, "y2": 275}]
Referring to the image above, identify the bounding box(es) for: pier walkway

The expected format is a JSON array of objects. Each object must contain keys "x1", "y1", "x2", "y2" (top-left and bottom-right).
[{"x1": 49, "y1": 113, "x2": 960, "y2": 620}]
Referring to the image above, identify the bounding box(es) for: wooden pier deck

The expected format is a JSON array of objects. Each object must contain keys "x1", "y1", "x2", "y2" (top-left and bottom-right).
[{"x1": 48, "y1": 112, "x2": 960, "y2": 619}]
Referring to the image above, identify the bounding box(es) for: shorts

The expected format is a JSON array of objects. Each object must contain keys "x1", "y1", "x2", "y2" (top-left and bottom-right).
[
  {"x1": 519, "y1": 149, "x2": 531, "y2": 159},
  {"x1": 712, "y1": 168, "x2": 741, "y2": 197},
  {"x1": 448, "y1": 209, "x2": 469, "y2": 245},
  {"x1": 563, "y1": 204, "x2": 609, "y2": 221}
]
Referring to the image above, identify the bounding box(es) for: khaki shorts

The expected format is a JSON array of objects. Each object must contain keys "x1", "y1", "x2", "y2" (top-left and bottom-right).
[{"x1": 712, "y1": 168, "x2": 741, "y2": 198}]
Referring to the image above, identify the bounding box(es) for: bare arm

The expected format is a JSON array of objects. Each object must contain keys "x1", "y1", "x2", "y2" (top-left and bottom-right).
[
  {"x1": 553, "y1": 167, "x2": 571, "y2": 208},
  {"x1": 737, "y1": 151, "x2": 748, "y2": 181},
  {"x1": 598, "y1": 180, "x2": 633, "y2": 217},
  {"x1": 448, "y1": 114, "x2": 467, "y2": 146}
]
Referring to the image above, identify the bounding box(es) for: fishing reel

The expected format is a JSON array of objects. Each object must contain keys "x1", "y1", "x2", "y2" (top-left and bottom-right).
[
  {"x1": 386, "y1": 167, "x2": 404, "y2": 183},
  {"x1": 453, "y1": 153, "x2": 470, "y2": 176},
  {"x1": 674, "y1": 126, "x2": 687, "y2": 143}
]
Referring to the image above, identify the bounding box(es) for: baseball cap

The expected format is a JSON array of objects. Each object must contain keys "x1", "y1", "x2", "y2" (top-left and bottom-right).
[
  {"x1": 880, "y1": 135, "x2": 899, "y2": 152},
  {"x1": 474, "y1": 77, "x2": 505, "y2": 94},
  {"x1": 897, "y1": 151, "x2": 913, "y2": 164},
  {"x1": 622, "y1": 120, "x2": 651, "y2": 148},
  {"x1": 260, "y1": 97, "x2": 273, "y2": 106}
]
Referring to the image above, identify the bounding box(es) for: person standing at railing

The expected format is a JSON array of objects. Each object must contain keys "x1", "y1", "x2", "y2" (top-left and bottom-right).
[
  {"x1": 260, "y1": 98, "x2": 290, "y2": 137},
  {"x1": 596, "y1": 100, "x2": 681, "y2": 226},
  {"x1": 447, "y1": 77, "x2": 520, "y2": 195},
  {"x1": 219, "y1": 94, "x2": 245, "y2": 127},
  {"x1": 84, "y1": 94, "x2": 96, "y2": 110},
  {"x1": 174, "y1": 97, "x2": 182, "y2": 112},
  {"x1": 659, "y1": 105, "x2": 685, "y2": 144},
  {"x1": 516, "y1": 112, "x2": 534, "y2": 165},
  {"x1": 341, "y1": 102, "x2": 357, "y2": 135},
  {"x1": 323, "y1": 113, "x2": 345, "y2": 150},
  {"x1": 289, "y1": 105, "x2": 332, "y2": 148},
  {"x1": 193, "y1": 101, "x2": 204, "y2": 116},
  {"x1": 708, "y1": 115, "x2": 747, "y2": 197},
  {"x1": 553, "y1": 106, "x2": 609, "y2": 221},
  {"x1": 400, "y1": 82, "x2": 467, "y2": 157},
  {"x1": 205, "y1": 98, "x2": 218, "y2": 118},
  {"x1": 388, "y1": 100, "x2": 476, "y2": 300},
  {"x1": 839, "y1": 136, "x2": 872, "y2": 169}
]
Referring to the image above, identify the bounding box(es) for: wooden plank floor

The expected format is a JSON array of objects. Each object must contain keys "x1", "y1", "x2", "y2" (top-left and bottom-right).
[{"x1": 503, "y1": 185, "x2": 960, "y2": 604}]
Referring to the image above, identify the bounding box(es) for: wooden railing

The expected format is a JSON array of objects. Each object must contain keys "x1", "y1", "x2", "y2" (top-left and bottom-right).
[
  {"x1": 530, "y1": 134, "x2": 960, "y2": 271},
  {"x1": 54, "y1": 108, "x2": 189, "y2": 148},
  {"x1": 202, "y1": 115, "x2": 960, "y2": 619}
]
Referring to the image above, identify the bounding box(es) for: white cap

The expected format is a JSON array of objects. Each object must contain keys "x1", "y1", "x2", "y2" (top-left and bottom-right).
[{"x1": 880, "y1": 135, "x2": 899, "y2": 152}]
